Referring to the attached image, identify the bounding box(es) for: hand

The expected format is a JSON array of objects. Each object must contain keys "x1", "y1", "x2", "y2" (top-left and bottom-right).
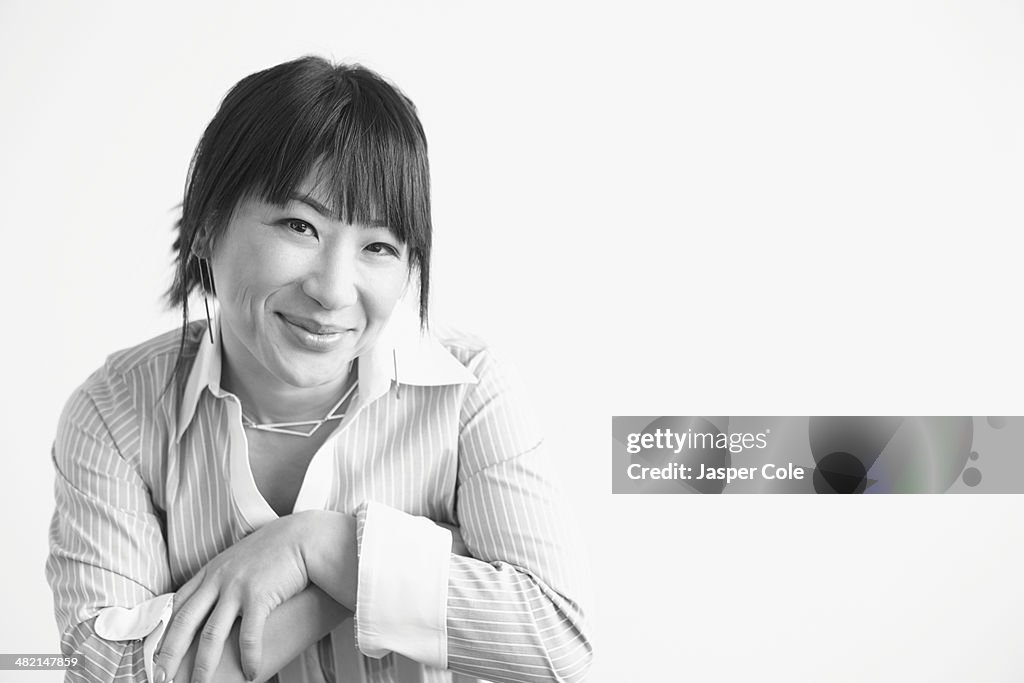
[{"x1": 155, "y1": 515, "x2": 311, "y2": 683}]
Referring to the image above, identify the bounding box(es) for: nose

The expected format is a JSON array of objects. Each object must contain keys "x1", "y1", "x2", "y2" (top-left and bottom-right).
[{"x1": 300, "y1": 246, "x2": 359, "y2": 310}]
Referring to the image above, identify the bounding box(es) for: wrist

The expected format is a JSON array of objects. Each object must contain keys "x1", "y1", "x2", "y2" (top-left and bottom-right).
[{"x1": 295, "y1": 510, "x2": 358, "y2": 610}]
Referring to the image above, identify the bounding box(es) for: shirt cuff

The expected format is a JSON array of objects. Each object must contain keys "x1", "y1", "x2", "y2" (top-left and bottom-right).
[
  {"x1": 354, "y1": 502, "x2": 451, "y2": 668},
  {"x1": 94, "y1": 593, "x2": 175, "y2": 682}
]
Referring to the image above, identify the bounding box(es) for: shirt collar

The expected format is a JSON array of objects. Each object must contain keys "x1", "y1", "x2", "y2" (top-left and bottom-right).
[{"x1": 174, "y1": 303, "x2": 478, "y2": 441}]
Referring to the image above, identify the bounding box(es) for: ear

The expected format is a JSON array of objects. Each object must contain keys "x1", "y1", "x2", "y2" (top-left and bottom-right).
[{"x1": 191, "y1": 229, "x2": 214, "y2": 259}]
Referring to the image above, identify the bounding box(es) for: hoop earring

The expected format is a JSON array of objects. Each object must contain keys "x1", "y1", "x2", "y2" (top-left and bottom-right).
[{"x1": 197, "y1": 257, "x2": 215, "y2": 344}]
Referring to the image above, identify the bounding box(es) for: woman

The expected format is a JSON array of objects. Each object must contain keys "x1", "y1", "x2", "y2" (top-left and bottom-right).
[{"x1": 46, "y1": 56, "x2": 591, "y2": 683}]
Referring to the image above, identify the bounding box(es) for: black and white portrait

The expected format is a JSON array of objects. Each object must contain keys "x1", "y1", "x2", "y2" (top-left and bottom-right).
[{"x1": 2, "y1": 2, "x2": 1022, "y2": 682}]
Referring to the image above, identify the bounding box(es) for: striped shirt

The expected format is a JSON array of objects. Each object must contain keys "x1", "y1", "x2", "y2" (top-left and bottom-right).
[{"x1": 46, "y1": 310, "x2": 592, "y2": 683}]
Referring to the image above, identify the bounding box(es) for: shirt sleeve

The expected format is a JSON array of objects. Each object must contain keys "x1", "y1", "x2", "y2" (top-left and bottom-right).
[
  {"x1": 353, "y1": 348, "x2": 593, "y2": 682},
  {"x1": 45, "y1": 379, "x2": 176, "y2": 682},
  {"x1": 353, "y1": 501, "x2": 452, "y2": 667}
]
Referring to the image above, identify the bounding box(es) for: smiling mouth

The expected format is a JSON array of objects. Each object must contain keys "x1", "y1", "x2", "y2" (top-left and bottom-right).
[
  {"x1": 277, "y1": 313, "x2": 351, "y2": 336},
  {"x1": 276, "y1": 313, "x2": 357, "y2": 352}
]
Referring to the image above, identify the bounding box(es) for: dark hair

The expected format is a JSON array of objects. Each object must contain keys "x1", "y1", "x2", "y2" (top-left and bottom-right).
[{"x1": 166, "y1": 56, "x2": 432, "y2": 392}]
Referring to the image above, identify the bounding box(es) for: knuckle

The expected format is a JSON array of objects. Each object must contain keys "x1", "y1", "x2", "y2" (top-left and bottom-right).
[
  {"x1": 200, "y1": 625, "x2": 222, "y2": 643},
  {"x1": 239, "y1": 631, "x2": 261, "y2": 647},
  {"x1": 175, "y1": 603, "x2": 200, "y2": 623},
  {"x1": 246, "y1": 593, "x2": 271, "y2": 611}
]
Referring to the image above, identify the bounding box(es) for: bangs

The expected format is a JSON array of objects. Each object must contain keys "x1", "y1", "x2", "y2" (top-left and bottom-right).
[{"x1": 212, "y1": 63, "x2": 430, "y2": 248}]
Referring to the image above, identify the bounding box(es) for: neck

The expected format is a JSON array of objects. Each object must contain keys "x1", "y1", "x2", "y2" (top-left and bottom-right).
[{"x1": 218, "y1": 328, "x2": 354, "y2": 425}]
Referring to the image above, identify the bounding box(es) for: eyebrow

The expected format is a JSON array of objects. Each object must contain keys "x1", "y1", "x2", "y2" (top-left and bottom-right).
[
  {"x1": 288, "y1": 193, "x2": 333, "y2": 216},
  {"x1": 287, "y1": 192, "x2": 393, "y2": 230}
]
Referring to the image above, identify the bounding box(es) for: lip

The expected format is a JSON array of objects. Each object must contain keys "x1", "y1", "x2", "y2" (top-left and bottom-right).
[
  {"x1": 278, "y1": 313, "x2": 350, "y2": 335},
  {"x1": 276, "y1": 313, "x2": 355, "y2": 352}
]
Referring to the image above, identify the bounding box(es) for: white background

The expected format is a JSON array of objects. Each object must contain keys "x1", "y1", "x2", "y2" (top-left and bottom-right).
[{"x1": 2, "y1": 1, "x2": 1023, "y2": 681}]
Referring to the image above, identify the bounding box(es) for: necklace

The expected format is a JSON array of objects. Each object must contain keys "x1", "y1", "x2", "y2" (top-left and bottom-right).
[{"x1": 240, "y1": 378, "x2": 359, "y2": 438}]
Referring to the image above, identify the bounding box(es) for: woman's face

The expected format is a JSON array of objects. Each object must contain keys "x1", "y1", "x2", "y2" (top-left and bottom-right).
[{"x1": 209, "y1": 174, "x2": 410, "y2": 389}]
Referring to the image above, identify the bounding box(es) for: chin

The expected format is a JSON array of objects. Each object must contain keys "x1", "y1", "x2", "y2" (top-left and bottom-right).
[{"x1": 273, "y1": 357, "x2": 354, "y2": 388}]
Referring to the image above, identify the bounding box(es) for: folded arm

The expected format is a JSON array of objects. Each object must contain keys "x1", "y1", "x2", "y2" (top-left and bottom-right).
[
  {"x1": 441, "y1": 349, "x2": 593, "y2": 682},
  {"x1": 46, "y1": 385, "x2": 174, "y2": 682},
  {"x1": 47, "y1": 385, "x2": 351, "y2": 683},
  {"x1": 302, "y1": 348, "x2": 593, "y2": 682},
  {"x1": 169, "y1": 586, "x2": 350, "y2": 683}
]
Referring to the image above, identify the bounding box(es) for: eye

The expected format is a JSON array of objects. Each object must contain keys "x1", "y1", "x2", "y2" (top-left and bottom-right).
[
  {"x1": 365, "y1": 242, "x2": 401, "y2": 258},
  {"x1": 282, "y1": 218, "x2": 318, "y2": 238}
]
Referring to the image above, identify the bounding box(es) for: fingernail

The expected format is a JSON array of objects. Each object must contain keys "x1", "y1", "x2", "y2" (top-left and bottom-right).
[{"x1": 154, "y1": 668, "x2": 165, "y2": 683}]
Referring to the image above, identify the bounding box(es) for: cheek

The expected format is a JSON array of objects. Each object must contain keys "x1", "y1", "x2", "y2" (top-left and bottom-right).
[
  {"x1": 220, "y1": 242, "x2": 298, "y2": 302},
  {"x1": 364, "y1": 270, "x2": 411, "y2": 320}
]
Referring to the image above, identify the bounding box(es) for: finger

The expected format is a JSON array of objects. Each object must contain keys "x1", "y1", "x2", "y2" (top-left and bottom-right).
[
  {"x1": 238, "y1": 600, "x2": 271, "y2": 682},
  {"x1": 155, "y1": 585, "x2": 218, "y2": 683},
  {"x1": 172, "y1": 566, "x2": 206, "y2": 612},
  {"x1": 191, "y1": 600, "x2": 240, "y2": 683}
]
